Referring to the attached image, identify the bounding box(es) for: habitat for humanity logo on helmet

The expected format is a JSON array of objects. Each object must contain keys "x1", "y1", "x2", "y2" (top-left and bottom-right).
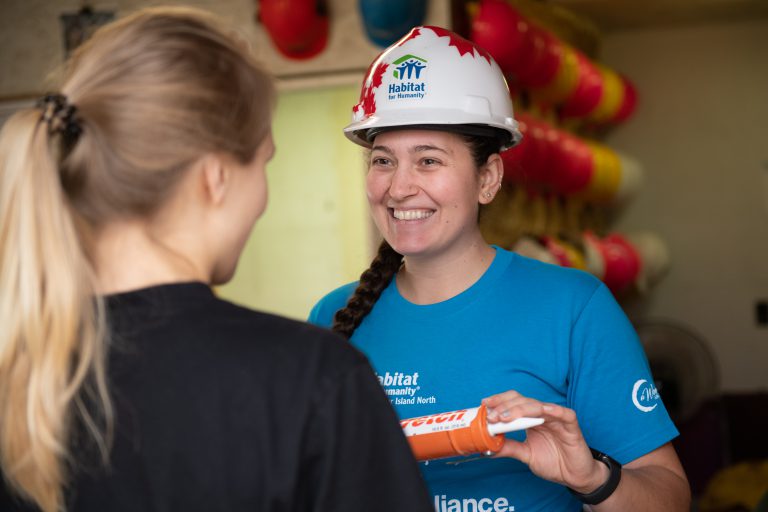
[{"x1": 388, "y1": 54, "x2": 427, "y2": 100}]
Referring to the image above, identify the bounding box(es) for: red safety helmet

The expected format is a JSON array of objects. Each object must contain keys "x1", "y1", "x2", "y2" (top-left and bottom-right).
[
  {"x1": 470, "y1": 0, "x2": 526, "y2": 74},
  {"x1": 259, "y1": 0, "x2": 329, "y2": 60}
]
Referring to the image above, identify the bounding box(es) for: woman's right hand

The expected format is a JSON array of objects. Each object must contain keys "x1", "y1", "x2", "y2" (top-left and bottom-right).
[{"x1": 482, "y1": 390, "x2": 609, "y2": 494}]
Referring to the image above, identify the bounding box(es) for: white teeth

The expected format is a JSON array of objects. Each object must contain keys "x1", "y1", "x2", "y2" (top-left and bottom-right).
[{"x1": 393, "y1": 209, "x2": 434, "y2": 220}]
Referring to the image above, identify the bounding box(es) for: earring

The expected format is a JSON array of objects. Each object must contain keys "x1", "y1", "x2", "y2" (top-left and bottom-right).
[{"x1": 484, "y1": 192, "x2": 492, "y2": 199}]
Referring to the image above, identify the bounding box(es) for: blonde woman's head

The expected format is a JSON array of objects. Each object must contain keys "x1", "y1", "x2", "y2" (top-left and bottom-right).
[
  {"x1": 0, "y1": 7, "x2": 274, "y2": 511},
  {"x1": 62, "y1": 6, "x2": 274, "y2": 225}
]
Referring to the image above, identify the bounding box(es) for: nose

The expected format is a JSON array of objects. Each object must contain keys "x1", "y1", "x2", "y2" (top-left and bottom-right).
[{"x1": 388, "y1": 165, "x2": 418, "y2": 200}]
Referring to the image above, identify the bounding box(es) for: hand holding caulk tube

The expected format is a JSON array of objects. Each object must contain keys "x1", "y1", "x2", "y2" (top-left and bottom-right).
[
  {"x1": 481, "y1": 389, "x2": 614, "y2": 492},
  {"x1": 400, "y1": 392, "x2": 610, "y2": 495},
  {"x1": 400, "y1": 405, "x2": 544, "y2": 461}
]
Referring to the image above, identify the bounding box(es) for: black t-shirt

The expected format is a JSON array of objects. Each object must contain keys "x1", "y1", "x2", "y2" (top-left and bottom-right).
[{"x1": 1, "y1": 282, "x2": 432, "y2": 511}]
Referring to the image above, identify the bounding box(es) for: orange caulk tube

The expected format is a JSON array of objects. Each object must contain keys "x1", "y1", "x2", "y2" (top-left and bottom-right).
[{"x1": 400, "y1": 405, "x2": 544, "y2": 461}]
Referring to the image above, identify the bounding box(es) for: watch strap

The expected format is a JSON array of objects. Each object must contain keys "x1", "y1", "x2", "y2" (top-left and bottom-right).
[{"x1": 567, "y1": 448, "x2": 622, "y2": 505}]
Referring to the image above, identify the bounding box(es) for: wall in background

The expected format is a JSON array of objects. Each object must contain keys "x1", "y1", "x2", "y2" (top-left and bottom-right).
[
  {"x1": 216, "y1": 85, "x2": 371, "y2": 319},
  {"x1": 0, "y1": 0, "x2": 450, "y2": 97},
  {"x1": 601, "y1": 19, "x2": 768, "y2": 391}
]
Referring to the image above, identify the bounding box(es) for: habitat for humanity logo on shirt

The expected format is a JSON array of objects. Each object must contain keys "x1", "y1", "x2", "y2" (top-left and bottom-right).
[
  {"x1": 388, "y1": 54, "x2": 427, "y2": 100},
  {"x1": 375, "y1": 370, "x2": 436, "y2": 406}
]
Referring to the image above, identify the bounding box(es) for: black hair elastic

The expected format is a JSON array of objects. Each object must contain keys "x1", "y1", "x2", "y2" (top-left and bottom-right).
[{"x1": 37, "y1": 93, "x2": 83, "y2": 149}]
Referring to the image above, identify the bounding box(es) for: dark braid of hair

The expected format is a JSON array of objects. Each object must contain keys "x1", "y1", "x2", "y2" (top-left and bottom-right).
[{"x1": 332, "y1": 239, "x2": 402, "y2": 339}]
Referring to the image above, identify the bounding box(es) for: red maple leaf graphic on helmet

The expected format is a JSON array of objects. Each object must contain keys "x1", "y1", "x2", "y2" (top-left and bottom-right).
[
  {"x1": 425, "y1": 26, "x2": 493, "y2": 65},
  {"x1": 353, "y1": 60, "x2": 389, "y2": 118},
  {"x1": 369, "y1": 60, "x2": 388, "y2": 90},
  {"x1": 396, "y1": 27, "x2": 421, "y2": 46}
]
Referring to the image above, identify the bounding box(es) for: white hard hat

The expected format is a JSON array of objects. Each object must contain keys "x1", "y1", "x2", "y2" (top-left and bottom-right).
[{"x1": 345, "y1": 26, "x2": 522, "y2": 149}]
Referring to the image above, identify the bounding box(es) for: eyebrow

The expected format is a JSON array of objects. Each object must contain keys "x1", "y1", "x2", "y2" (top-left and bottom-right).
[
  {"x1": 370, "y1": 144, "x2": 449, "y2": 155},
  {"x1": 371, "y1": 145, "x2": 394, "y2": 155},
  {"x1": 413, "y1": 144, "x2": 449, "y2": 154}
]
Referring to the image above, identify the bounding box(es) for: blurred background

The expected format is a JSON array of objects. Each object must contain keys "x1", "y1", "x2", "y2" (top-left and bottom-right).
[{"x1": 1, "y1": 0, "x2": 767, "y2": 509}]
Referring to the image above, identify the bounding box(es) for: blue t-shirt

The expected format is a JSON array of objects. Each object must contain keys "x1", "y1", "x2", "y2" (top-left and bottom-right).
[{"x1": 309, "y1": 247, "x2": 678, "y2": 512}]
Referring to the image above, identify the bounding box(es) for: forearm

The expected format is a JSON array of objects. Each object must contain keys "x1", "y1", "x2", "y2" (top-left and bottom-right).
[{"x1": 587, "y1": 464, "x2": 691, "y2": 512}]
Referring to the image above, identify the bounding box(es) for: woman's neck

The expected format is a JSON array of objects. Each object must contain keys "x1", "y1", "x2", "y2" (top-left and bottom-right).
[
  {"x1": 92, "y1": 219, "x2": 208, "y2": 295},
  {"x1": 396, "y1": 238, "x2": 496, "y2": 305}
]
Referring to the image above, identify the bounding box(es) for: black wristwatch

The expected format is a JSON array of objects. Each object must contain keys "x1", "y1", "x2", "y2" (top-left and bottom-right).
[{"x1": 567, "y1": 448, "x2": 622, "y2": 505}]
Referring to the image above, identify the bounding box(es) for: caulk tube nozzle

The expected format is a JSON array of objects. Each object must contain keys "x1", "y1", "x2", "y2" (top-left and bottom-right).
[{"x1": 486, "y1": 417, "x2": 545, "y2": 436}]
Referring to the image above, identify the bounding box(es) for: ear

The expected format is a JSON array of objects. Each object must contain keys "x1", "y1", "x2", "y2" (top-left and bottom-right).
[
  {"x1": 478, "y1": 153, "x2": 504, "y2": 205},
  {"x1": 200, "y1": 153, "x2": 231, "y2": 206}
]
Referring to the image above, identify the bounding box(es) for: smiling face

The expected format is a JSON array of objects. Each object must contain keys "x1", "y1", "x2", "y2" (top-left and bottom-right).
[{"x1": 366, "y1": 129, "x2": 497, "y2": 260}]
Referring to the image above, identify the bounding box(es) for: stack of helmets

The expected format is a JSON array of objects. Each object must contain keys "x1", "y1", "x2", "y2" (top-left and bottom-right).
[
  {"x1": 470, "y1": 0, "x2": 638, "y2": 125},
  {"x1": 469, "y1": 0, "x2": 659, "y2": 296},
  {"x1": 516, "y1": 231, "x2": 668, "y2": 295},
  {"x1": 500, "y1": 113, "x2": 643, "y2": 203}
]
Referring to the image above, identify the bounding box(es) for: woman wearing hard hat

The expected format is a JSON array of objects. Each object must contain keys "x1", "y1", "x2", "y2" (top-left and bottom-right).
[{"x1": 310, "y1": 26, "x2": 690, "y2": 511}]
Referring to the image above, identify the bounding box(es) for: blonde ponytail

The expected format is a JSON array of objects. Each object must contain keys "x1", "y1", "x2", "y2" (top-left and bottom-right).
[
  {"x1": 0, "y1": 110, "x2": 111, "y2": 511},
  {"x1": 0, "y1": 7, "x2": 274, "y2": 511}
]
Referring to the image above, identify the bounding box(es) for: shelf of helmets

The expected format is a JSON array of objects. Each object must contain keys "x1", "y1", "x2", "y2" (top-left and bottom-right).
[{"x1": 469, "y1": 0, "x2": 669, "y2": 296}]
